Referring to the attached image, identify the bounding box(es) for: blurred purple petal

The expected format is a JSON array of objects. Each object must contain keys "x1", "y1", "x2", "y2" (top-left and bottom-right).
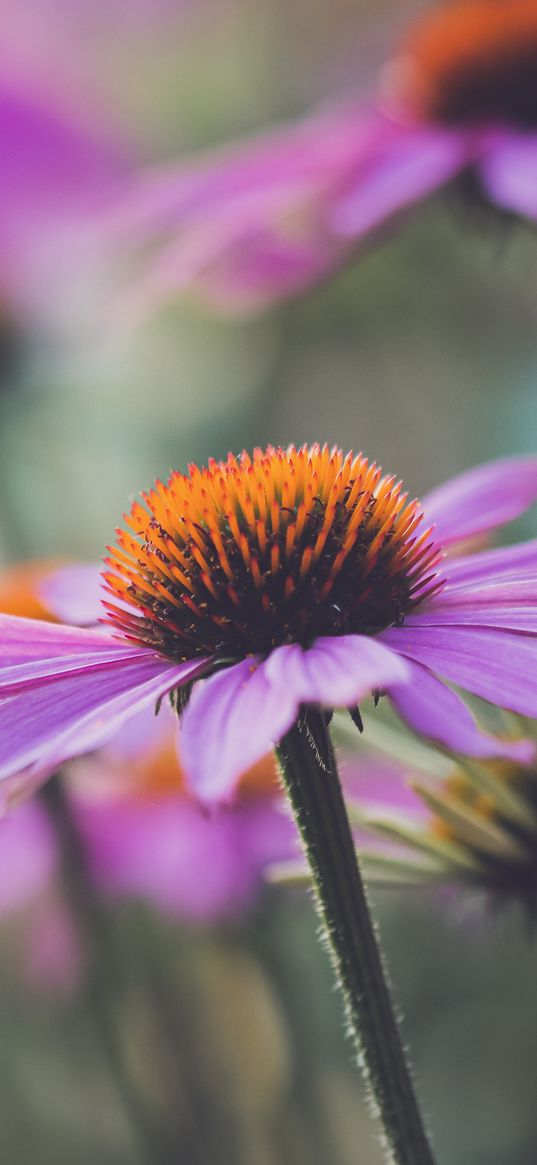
[
  {"x1": 480, "y1": 131, "x2": 537, "y2": 220},
  {"x1": 0, "y1": 81, "x2": 126, "y2": 312},
  {"x1": 422, "y1": 456, "x2": 537, "y2": 548},
  {"x1": 264, "y1": 634, "x2": 409, "y2": 706},
  {"x1": 389, "y1": 660, "x2": 534, "y2": 761},
  {"x1": 109, "y1": 107, "x2": 468, "y2": 316},
  {"x1": 0, "y1": 800, "x2": 57, "y2": 915},
  {"x1": 75, "y1": 793, "x2": 295, "y2": 924},
  {"x1": 381, "y1": 624, "x2": 537, "y2": 717},
  {"x1": 180, "y1": 657, "x2": 298, "y2": 802},
  {"x1": 330, "y1": 120, "x2": 467, "y2": 237},
  {"x1": 38, "y1": 564, "x2": 104, "y2": 626},
  {"x1": 342, "y1": 754, "x2": 428, "y2": 819}
]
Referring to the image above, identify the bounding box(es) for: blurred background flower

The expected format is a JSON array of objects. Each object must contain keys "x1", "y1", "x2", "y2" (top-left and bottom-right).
[{"x1": 99, "y1": 0, "x2": 537, "y2": 318}]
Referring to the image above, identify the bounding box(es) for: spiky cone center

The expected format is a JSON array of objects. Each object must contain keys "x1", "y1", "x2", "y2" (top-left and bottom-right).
[
  {"x1": 387, "y1": 0, "x2": 537, "y2": 127},
  {"x1": 103, "y1": 444, "x2": 443, "y2": 665}
]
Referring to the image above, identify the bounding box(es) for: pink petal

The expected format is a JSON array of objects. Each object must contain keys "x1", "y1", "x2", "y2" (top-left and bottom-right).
[
  {"x1": 480, "y1": 131, "x2": 537, "y2": 220},
  {"x1": 343, "y1": 754, "x2": 429, "y2": 819},
  {"x1": 381, "y1": 623, "x2": 537, "y2": 717},
  {"x1": 330, "y1": 120, "x2": 467, "y2": 238},
  {"x1": 389, "y1": 660, "x2": 534, "y2": 762},
  {"x1": 75, "y1": 793, "x2": 294, "y2": 924},
  {"x1": 0, "y1": 613, "x2": 134, "y2": 670},
  {"x1": 264, "y1": 634, "x2": 409, "y2": 705},
  {"x1": 38, "y1": 564, "x2": 104, "y2": 625},
  {"x1": 0, "y1": 653, "x2": 210, "y2": 783},
  {"x1": 445, "y1": 540, "x2": 537, "y2": 587},
  {"x1": 0, "y1": 800, "x2": 58, "y2": 915},
  {"x1": 180, "y1": 657, "x2": 298, "y2": 802},
  {"x1": 181, "y1": 636, "x2": 409, "y2": 802},
  {"x1": 406, "y1": 579, "x2": 537, "y2": 632},
  {"x1": 421, "y1": 456, "x2": 537, "y2": 549}
]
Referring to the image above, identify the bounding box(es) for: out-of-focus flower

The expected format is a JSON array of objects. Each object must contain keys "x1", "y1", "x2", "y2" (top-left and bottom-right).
[
  {"x1": 1, "y1": 449, "x2": 537, "y2": 806},
  {"x1": 107, "y1": 0, "x2": 537, "y2": 315},
  {"x1": 0, "y1": 772, "x2": 81, "y2": 989},
  {"x1": 342, "y1": 716, "x2": 537, "y2": 912},
  {"x1": 0, "y1": 77, "x2": 127, "y2": 323}
]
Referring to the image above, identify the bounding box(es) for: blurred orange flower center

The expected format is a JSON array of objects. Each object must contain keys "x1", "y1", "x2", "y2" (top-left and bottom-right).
[{"x1": 391, "y1": 0, "x2": 537, "y2": 126}]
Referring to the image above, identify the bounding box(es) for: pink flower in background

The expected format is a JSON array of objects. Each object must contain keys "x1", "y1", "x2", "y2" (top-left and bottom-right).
[
  {"x1": 1, "y1": 449, "x2": 537, "y2": 806},
  {"x1": 0, "y1": 799, "x2": 81, "y2": 990},
  {"x1": 68, "y1": 705, "x2": 294, "y2": 923},
  {"x1": 107, "y1": 0, "x2": 537, "y2": 314},
  {"x1": 0, "y1": 77, "x2": 127, "y2": 321}
]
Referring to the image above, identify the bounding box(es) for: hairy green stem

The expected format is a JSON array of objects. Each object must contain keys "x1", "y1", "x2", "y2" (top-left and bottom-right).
[{"x1": 276, "y1": 712, "x2": 435, "y2": 1165}]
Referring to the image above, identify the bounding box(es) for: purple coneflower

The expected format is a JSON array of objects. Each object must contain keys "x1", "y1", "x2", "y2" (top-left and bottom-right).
[
  {"x1": 108, "y1": 0, "x2": 537, "y2": 313},
  {"x1": 1, "y1": 445, "x2": 537, "y2": 803},
  {"x1": 6, "y1": 444, "x2": 537, "y2": 1163}
]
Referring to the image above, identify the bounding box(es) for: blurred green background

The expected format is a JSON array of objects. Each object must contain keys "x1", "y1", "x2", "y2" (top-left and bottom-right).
[{"x1": 1, "y1": 0, "x2": 537, "y2": 1162}]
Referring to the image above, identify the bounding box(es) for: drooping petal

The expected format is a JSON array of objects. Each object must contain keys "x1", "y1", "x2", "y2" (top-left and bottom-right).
[
  {"x1": 422, "y1": 456, "x2": 537, "y2": 548},
  {"x1": 388, "y1": 659, "x2": 534, "y2": 762},
  {"x1": 181, "y1": 636, "x2": 409, "y2": 802},
  {"x1": 0, "y1": 652, "x2": 210, "y2": 785},
  {"x1": 381, "y1": 623, "x2": 537, "y2": 717},
  {"x1": 180, "y1": 657, "x2": 298, "y2": 802},
  {"x1": 479, "y1": 131, "x2": 537, "y2": 220},
  {"x1": 264, "y1": 634, "x2": 409, "y2": 706},
  {"x1": 38, "y1": 564, "x2": 104, "y2": 625}
]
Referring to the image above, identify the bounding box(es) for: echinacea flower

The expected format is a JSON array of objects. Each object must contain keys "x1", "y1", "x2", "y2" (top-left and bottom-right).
[
  {"x1": 2, "y1": 447, "x2": 537, "y2": 806},
  {"x1": 108, "y1": 0, "x2": 537, "y2": 314}
]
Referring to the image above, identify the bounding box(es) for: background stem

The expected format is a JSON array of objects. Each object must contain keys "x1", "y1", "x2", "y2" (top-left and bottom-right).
[
  {"x1": 276, "y1": 712, "x2": 435, "y2": 1165},
  {"x1": 42, "y1": 776, "x2": 205, "y2": 1165}
]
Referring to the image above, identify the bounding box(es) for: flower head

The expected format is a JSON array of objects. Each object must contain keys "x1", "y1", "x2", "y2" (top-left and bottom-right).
[
  {"x1": 2, "y1": 451, "x2": 537, "y2": 804},
  {"x1": 103, "y1": 445, "x2": 442, "y2": 660},
  {"x1": 109, "y1": 0, "x2": 537, "y2": 314}
]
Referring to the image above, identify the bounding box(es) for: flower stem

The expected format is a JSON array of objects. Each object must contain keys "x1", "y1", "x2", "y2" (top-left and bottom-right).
[{"x1": 276, "y1": 711, "x2": 436, "y2": 1165}]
